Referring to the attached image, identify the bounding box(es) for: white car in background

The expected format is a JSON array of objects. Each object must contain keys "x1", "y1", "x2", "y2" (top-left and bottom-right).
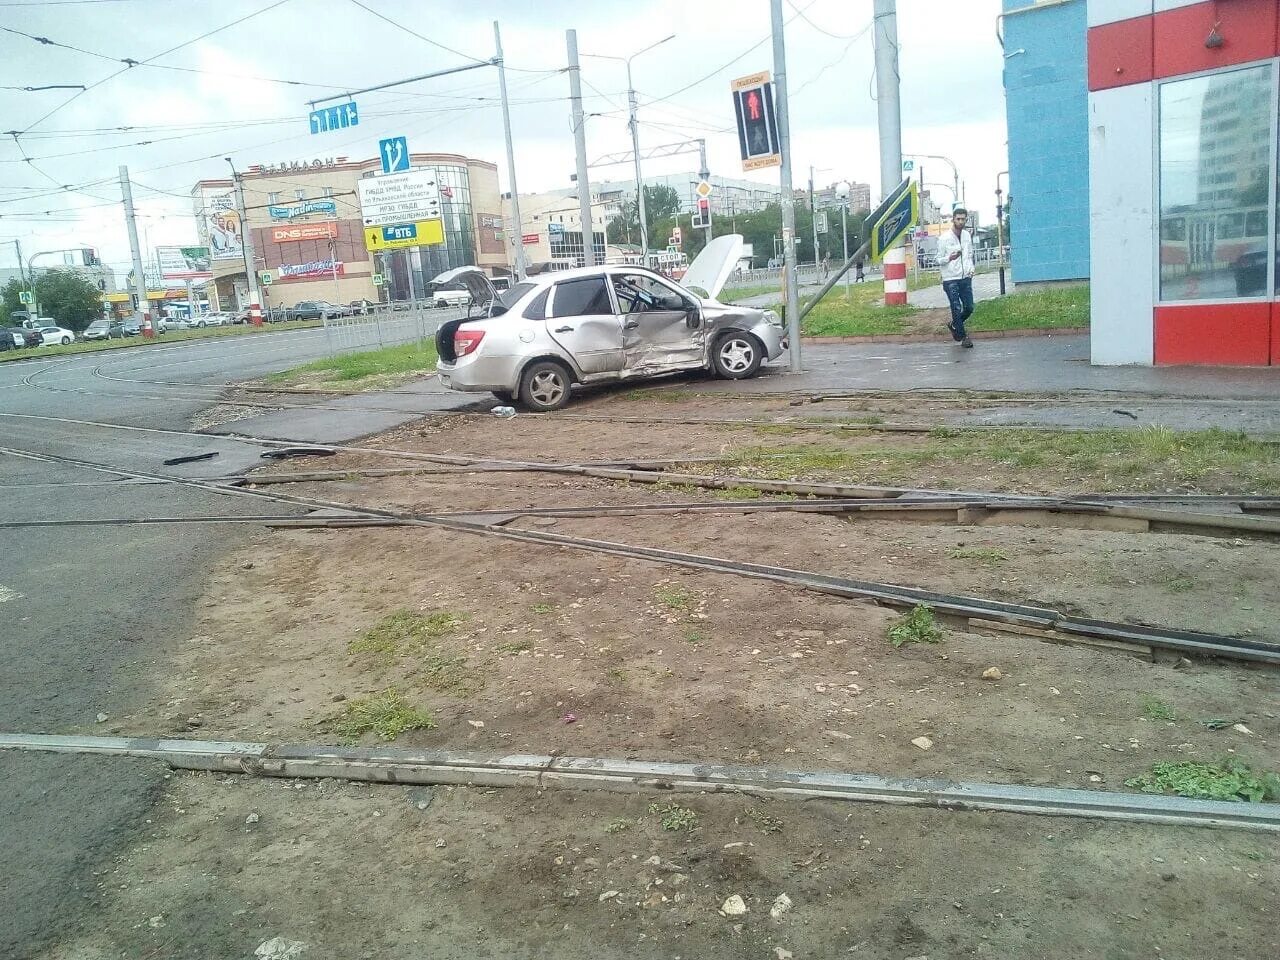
[
  {"x1": 38, "y1": 325, "x2": 76, "y2": 346},
  {"x1": 196, "y1": 313, "x2": 229, "y2": 327}
]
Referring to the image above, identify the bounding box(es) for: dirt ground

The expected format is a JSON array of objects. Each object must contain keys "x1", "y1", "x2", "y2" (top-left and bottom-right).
[{"x1": 57, "y1": 392, "x2": 1280, "y2": 959}]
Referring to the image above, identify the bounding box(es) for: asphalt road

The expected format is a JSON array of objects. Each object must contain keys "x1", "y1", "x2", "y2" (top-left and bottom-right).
[{"x1": 0, "y1": 321, "x2": 471, "y2": 958}]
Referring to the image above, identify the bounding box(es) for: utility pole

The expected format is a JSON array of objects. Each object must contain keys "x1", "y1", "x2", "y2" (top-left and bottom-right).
[
  {"x1": 494, "y1": 21, "x2": 527, "y2": 280},
  {"x1": 698, "y1": 138, "x2": 712, "y2": 244},
  {"x1": 873, "y1": 0, "x2": 906, "y2": 306},
  {"x1": 566, "y1": 29, "x2": 596, "y2": 267},
  {"x1": 119, "y1": 165, "x2": 154, "y2": 336},
  {"x1": 226, "y1": 158, "x2": 262, "y2": 324},
  {"x1": 809, "y1": 165, "x2": 820, "y2": 271},
  {"x1": 627, "y1": 80, "x2": 649, "y2": 266},
  {"x1": 13, "y1": 239, "x2": 32, "y2": 315},
  {"x1": 770, "y1": 0, "x2": 801, "y2": 374}
]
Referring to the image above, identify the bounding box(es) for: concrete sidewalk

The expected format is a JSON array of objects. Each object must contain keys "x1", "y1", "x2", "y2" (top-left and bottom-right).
[{"x1": 909, "y1": 271, "x2": 1004, "y2": 309}]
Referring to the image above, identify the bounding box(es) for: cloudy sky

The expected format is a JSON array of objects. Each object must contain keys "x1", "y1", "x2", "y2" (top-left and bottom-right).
[{"x1": 0, "y1": 0, "x2": 1007, "y2": 276}]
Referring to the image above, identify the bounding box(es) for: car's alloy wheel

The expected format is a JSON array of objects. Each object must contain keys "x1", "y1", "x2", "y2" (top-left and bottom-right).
[
  {"x1": 61, "y1": 336, "x2": 71, "y2": 345},
  {"x1": 519, "y1": 361, "x2": 571, "y2": 411},
  {"x1": 714, "y1": 334, "x2": 761, "y2": 379}
]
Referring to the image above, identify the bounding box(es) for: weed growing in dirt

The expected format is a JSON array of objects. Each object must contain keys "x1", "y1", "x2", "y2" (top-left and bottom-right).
[
  {"x1": 648, "y1": 802, "x2": 699, "y2": 831},
  {"x1": 1165, "y1": 576, "x2": 1195, "y2": 593},
  {"x1": 497, "y1": 638, "x2": 533, "y2": 654},
  {"x1": 652, "y1": 480, "x2": 702, "y2": 496},
  {"x1": 684, "y1": 629, "x2": 708, "y2": 644},
  {"x1": 949, "y1": 547, "x2": 1008, "y2": 565},
  {"x1": 419, "y1": 654, "x2": 482, "y2": 696},
  {"x1": 715, "y1": 484, "x2": 764, "y2": 500},
  {"x1": 887, "y1": 604, "x2": 943, "y2": 648},
  {"x1": 531, "y1": 603, "x2": 553, "y2": 615},
  {"x1": 1126, "y1": 759, "x2": 1280, "y2": 803},
  {"x1": 656, "y1": 585, "x2": 697, "y2": 613},
  {"x1": 350, "y1": 610, "x2": 467, "y2": 659},
  {"x1": 604, "y1": 818, "x2": 634, "y2": 834},
  {"x1": 742, "y1": 805, "x2": 784, "y2": 834},
  {"x1": 605, "y1": 667, "x2": 627, "y2": 684},
  {"x1": 330, "y1": 690, "x2": 434, "y2": 743},
  {"x1": 1141, "y1": 695, "x2": 1177, "y2": 722}
]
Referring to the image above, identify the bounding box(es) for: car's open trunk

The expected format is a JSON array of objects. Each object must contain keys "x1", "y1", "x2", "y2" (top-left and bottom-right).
[{"x1": 435, "y1": 317, "x2": 468, "y2": 362}]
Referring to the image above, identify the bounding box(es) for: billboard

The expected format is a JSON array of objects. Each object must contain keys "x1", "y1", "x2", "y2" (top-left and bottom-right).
[
  {"x1": 276, "y1": 258, "x2": 344, "y2": 281},
  {"x1": 270, "y1": 222, "x2": 339, "y2": 243},
  {"x1": 157, "y1": 246, "x2": 211, "y2": 280},
  {"x1": 198, "y1": 188, "x2": 243, "y2": 262}
]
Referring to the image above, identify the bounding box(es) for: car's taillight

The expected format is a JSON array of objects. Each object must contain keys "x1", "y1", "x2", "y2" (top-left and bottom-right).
[{"x1": 453, "y1": 328, "x2": 486, "y2": 357}]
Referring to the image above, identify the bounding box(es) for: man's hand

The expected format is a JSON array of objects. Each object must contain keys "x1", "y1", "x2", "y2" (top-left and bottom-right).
[{"x1": 948, "y1": 250, "x2": 961, "y2": 262}]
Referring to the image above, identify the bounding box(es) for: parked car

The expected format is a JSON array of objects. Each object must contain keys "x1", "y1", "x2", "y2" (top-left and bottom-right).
[
  {"x1": 164, "y1": 316, "x2": 192, "y2": 331},
  {"x1": 433, "y1": 235, "x2": 786, "y2": 412},
  {"x1": 289, "y1": 300, "x2": 344, "y2": 321},
  {"x1": 38, "y1": 325, "x2": 76, "y2": 346},
  {"x1": 203, "y1": 313, "x2": 231, "y2": 327},
  {"x1": 348, "y1": 299, "x2": 376, "y2": 315},
  {"x1": 83, "y1": 318, "x2": 126, "y2": 340},
  {"x1": 7, "y1": 326, "x2": 42, "y2": 348},
  {"x1": 430, "y1": 283, "x2": 473, "y2": 309},
  {"x1": 122, "y1": 317, "x2": 143, "y2": 336}
]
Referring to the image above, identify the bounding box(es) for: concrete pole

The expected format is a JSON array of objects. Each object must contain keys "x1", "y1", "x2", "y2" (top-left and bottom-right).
[
  {"x1": 841, "y1": 202, "x2": 850, "y2": 300},
  {"x1": 566, "y1": 30, "x2": 596, "y2": 267},
  {"x1": 873, "y1": 0, "x2": 907, "y2": 306},
  {"x1": 698, "y1": 138, "x2": 712, "y2": 245},
  {"x1": 494, "y1": 22, "x2": 527, "y2": 280},
  {"x1": 226, "y1": 161, "x2": 263, "y2": 324},
  {"x1": 626, "y1": 64, "x2": 649, "y2": 267},
  {"x1": 809, "y1": 165, "x2": 820, "y2": 274},
  {"x1": 770, "y1": 0, "x2": 801, "y2": 373},
  {"x1": 119, "y1": 165, "x2": 153, "y2": 337}
]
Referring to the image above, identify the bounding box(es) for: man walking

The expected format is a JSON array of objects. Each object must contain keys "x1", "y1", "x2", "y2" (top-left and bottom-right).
[{"x1": 937, "y1": 207, "x2": 976, "y2": 348}]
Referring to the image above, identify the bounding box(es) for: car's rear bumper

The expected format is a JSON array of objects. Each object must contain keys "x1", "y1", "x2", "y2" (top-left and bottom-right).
[{"x1": 436, "y1": 355, "x2": 521, "y2": 393}]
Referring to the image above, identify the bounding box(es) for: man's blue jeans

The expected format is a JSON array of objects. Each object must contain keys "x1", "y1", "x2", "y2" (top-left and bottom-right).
[{"x1": 943, "y1": 277, "x2": 974, "y2": 339}]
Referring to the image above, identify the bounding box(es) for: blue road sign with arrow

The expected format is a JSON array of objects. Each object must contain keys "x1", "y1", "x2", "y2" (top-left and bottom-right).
[
  {"x1": 379, "y1": 136, "x2": 410, "y2": 174},
  {"x1": 309, "y1": 101, "x2": 359, "y2": 134},
  {"x1": 869, "y1": 179, "x2": 919, "y2": 262}
]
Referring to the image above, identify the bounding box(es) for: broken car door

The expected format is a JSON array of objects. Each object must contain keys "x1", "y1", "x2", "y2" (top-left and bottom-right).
[
  {"x1": 545, "y1": 275, "x2": 624, "y2": 376},
  {"x1": 613, "y1": 273, "x2": 705, "y2": 374}
]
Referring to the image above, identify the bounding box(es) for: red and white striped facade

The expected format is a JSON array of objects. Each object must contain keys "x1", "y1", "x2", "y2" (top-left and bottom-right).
[{"x1": 1088, "y1": 0, "x2": 1280, "y2": 366}]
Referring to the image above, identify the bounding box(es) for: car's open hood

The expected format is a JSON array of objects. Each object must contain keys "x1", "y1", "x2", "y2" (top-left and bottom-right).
[
  {"x1": 679, "y1": 234, "x2": 744, "y2": 301},
  {"x1": 431, "y1": 266, "x2": 497, "y2": 305}
]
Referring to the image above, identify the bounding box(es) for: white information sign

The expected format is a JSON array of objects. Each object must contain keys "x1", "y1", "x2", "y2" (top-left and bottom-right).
[{"x1": 356, "y1": 169, "x2": 442, "y2": 227}]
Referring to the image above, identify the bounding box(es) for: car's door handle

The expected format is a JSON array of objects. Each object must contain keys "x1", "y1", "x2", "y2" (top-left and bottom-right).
[
  {"x1": 622, "y1": 320, "x2": 640, "y2": 330},
  {"x1": 554, "y1": 325, "x2": 574, "y2": 333}
]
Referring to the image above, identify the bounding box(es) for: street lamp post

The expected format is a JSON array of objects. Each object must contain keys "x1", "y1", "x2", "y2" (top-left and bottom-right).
[
  {"x1": 836, "y1": 181, "x2": 851, "y2": 301},
  {"x1": 583, "y1": 34, "x2": 675, "y2": 268}
]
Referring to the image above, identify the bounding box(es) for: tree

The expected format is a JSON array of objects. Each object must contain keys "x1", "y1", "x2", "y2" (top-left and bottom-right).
[
  {"x1": 605, "y1": 183, "x2": 684, "y2": 250},
  {"x1": 4, "y1": 270, "x2": 103, "y2": 331}
]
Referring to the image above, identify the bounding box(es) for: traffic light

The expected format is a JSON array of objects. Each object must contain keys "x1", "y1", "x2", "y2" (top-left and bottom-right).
[
  {"x1": 692, "y1": 197, "x2": 711, "y2": 229},
  {"x1": 82, "y1": 247, "x2": 99, "y2": 266},
  {"x1": 731, "y1": 73, "x2": 780, "y2": 171}
]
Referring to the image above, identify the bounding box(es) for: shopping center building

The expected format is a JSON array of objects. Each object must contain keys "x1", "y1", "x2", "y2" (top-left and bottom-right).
[
  {"x1": 192, "y1": 152, "x2": 507, "y2": 311},
  {"x1": 1003, "y1": 0, "x2": 1280, "y2": 366}
]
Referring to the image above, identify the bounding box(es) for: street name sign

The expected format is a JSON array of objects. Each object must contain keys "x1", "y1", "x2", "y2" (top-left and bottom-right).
[
  {"x1": 309, "y1": 102, "x2": 359, "y2": 134},
  {"x1": 868, "y1": 178, "x2": 919, "y2": 263},
  {"x1": 357, "y1": 169, "x2": 442, "y2": 227}
]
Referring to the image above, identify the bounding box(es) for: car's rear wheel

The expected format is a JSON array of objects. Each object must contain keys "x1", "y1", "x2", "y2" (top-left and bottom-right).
[
  {"x1": 60, "y1": 336, "x2": 71, "y2": 345},
  {"x1": 712, "y1": 332, "x2": 763, "y2": 379},
  {"x1": 518, "y1": 360, "x2": 572, "y2": 411}
]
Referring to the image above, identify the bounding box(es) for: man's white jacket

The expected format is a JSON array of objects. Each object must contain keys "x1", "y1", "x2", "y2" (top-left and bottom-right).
[{"x1": 937, "y1": 228, "x2": 975, "y2": 282}]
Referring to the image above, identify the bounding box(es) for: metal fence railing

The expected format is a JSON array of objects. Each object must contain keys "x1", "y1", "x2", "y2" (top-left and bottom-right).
[{"x1": 319, "y1": 303, "x2": 464, "y2": 356}]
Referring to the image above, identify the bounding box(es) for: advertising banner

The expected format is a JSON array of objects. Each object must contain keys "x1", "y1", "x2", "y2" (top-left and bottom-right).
[
  {"x1": 270, "y1": 222, "x2": 340, "y2": 243},
  {"x1": 157, "y1": 246, "x2": 212, "y2": 280},
  {"x1": 268, "y1": 199, "x2": 338, "y2": 220},
  {"x1": 276, "y1": 259, "x2": 345, "y2": 281},
  {"x1": 200, "y1": 189, "x2": 243, "y2": 262}
]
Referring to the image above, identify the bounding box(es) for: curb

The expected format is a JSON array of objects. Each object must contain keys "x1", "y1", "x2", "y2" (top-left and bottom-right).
[{"x1": 800, "y1": 326, "x2": 1090, "y2": 345}]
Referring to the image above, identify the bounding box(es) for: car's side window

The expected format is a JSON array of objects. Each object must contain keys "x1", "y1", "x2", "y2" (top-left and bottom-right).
[
  {"x1": 524, "y1": 288, "x2": 550, "y2": 321},
  {"x1": 549, "y1": 277, "x2": 612, "y2": 318},
  {"x1": 612, "y1": 274, "x2": 682, "y2": 314}
]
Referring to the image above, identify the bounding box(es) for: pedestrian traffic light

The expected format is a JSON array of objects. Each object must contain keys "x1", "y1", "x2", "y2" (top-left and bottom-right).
[
  {"x1": 731, "y1": 72, "x2": 780, "y2": 172},
  {"x1": 692, "y1": 197, "x2": 711, "y2": 229}
]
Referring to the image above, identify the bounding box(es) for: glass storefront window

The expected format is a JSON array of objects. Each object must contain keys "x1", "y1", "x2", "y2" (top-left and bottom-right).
[{"x1": 1158, "y1": 64, "x2": 1275, "y2": 301}]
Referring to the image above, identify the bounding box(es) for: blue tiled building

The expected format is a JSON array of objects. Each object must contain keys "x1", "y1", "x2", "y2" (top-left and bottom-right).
[{"x1": 1001, "y1": 0, "x2": 1090, "y2": 283}]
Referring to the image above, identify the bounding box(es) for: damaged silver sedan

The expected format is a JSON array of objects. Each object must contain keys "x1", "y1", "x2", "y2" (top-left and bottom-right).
[{"x1": 432, "y1": 235, "x2": 787, "y2": 411}]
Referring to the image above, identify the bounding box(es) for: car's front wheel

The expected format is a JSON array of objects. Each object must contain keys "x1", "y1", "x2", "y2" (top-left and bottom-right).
[
  {"x1": 61, "y1": 336, "x2": 71, "y2": 345},
  {"x1": 712, "y1": 332, "x2": 763, "y2": 379},
  {"x1": 518, "y1": 360, "x2": 572, "y2": 411}
]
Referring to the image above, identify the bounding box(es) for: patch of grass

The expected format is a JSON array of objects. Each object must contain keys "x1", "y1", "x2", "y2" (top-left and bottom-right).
[
  {"x1": 604, "y1": 817, "x2": 634, "y2": 834},
  {"x1": 648, "y1": 801, "x2": 699, "y2": 831},
  {"x1": 530, "y1": 602, "x2": 554, "y2": 615},
  {"x1": 419, "y1": 654, "x2": 481, "y2": 695},
  {"x1": 887, "y1": 604, "x2": 943, "y2": 648},
  {"x1": 1141, "y1": 695, "x2": 1177, "y2": 722},
  {"x1": 683, "y1": 628, "x2": 708, "y2": 644},
  {"x1": 714, "y1": 484, "x2": 764, "y2": 500},
  {"x1": 329, "y1": 689, "x2": 434, "y2": 743},
  {"x1": 967, "y1": 284, "x2": 1089, "y2": 333},
  {"x1": 349, "y1": 609, "x2": 466, "y2": 659},
  {"x1": 1126, "y1": 759, "x2": 1280, "y2": 803},
  {"x1": 497, "y1": 638, "x2": 534, "y2": 654},
  {"x1": 742, "y1": 805, "x2": 784, "y2": 834},
  {"x1": 1165, "y1": 576, "x2": 1195, "y2": 593},
  {"x1": 605, "y1": 667, "x2": 627, "y2": 684},
  {"x1": 651, "y1": 480, "x2": 702, "y2": 496},
  {"x1": 949, "y1": 546, "x2": 1008, "y2": 565},
  {"x1": 266, "y1": 339, "x2": 439, "y2": 391},
  {"x1": 799, "y1": 296, "x2": 917, "y2": 337},
  {"x1": 655, "y1": 585, "x2": 697, "y2": 613},
  {"x1": 0, "y1": 319, "x2": 322, "y2": 365}
]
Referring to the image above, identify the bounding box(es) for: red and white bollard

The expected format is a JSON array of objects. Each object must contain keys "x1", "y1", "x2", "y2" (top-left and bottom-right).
[
  {"x1": 249, "y1": 301, "x2": 263, "y2": 326},
  {"x1": 882, "y1": 246, "x2": 907, "y2": 306},
  {"x1": 141, "y1": 312, "x2": 155, "y2": 338}
]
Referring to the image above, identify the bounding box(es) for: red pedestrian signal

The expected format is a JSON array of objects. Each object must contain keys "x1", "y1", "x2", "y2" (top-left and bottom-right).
[{"x1": 731, "y1": 72, "x2": 780, "y2": 172}]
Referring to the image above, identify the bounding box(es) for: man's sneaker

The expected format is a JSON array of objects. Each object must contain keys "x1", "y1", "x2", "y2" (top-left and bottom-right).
[
  {"x1": 961, "y1": 336, "x2": 974, "y2": 348},
  {"x1": 946, "y1": 321, "x2": 960, "y2": 341}
]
